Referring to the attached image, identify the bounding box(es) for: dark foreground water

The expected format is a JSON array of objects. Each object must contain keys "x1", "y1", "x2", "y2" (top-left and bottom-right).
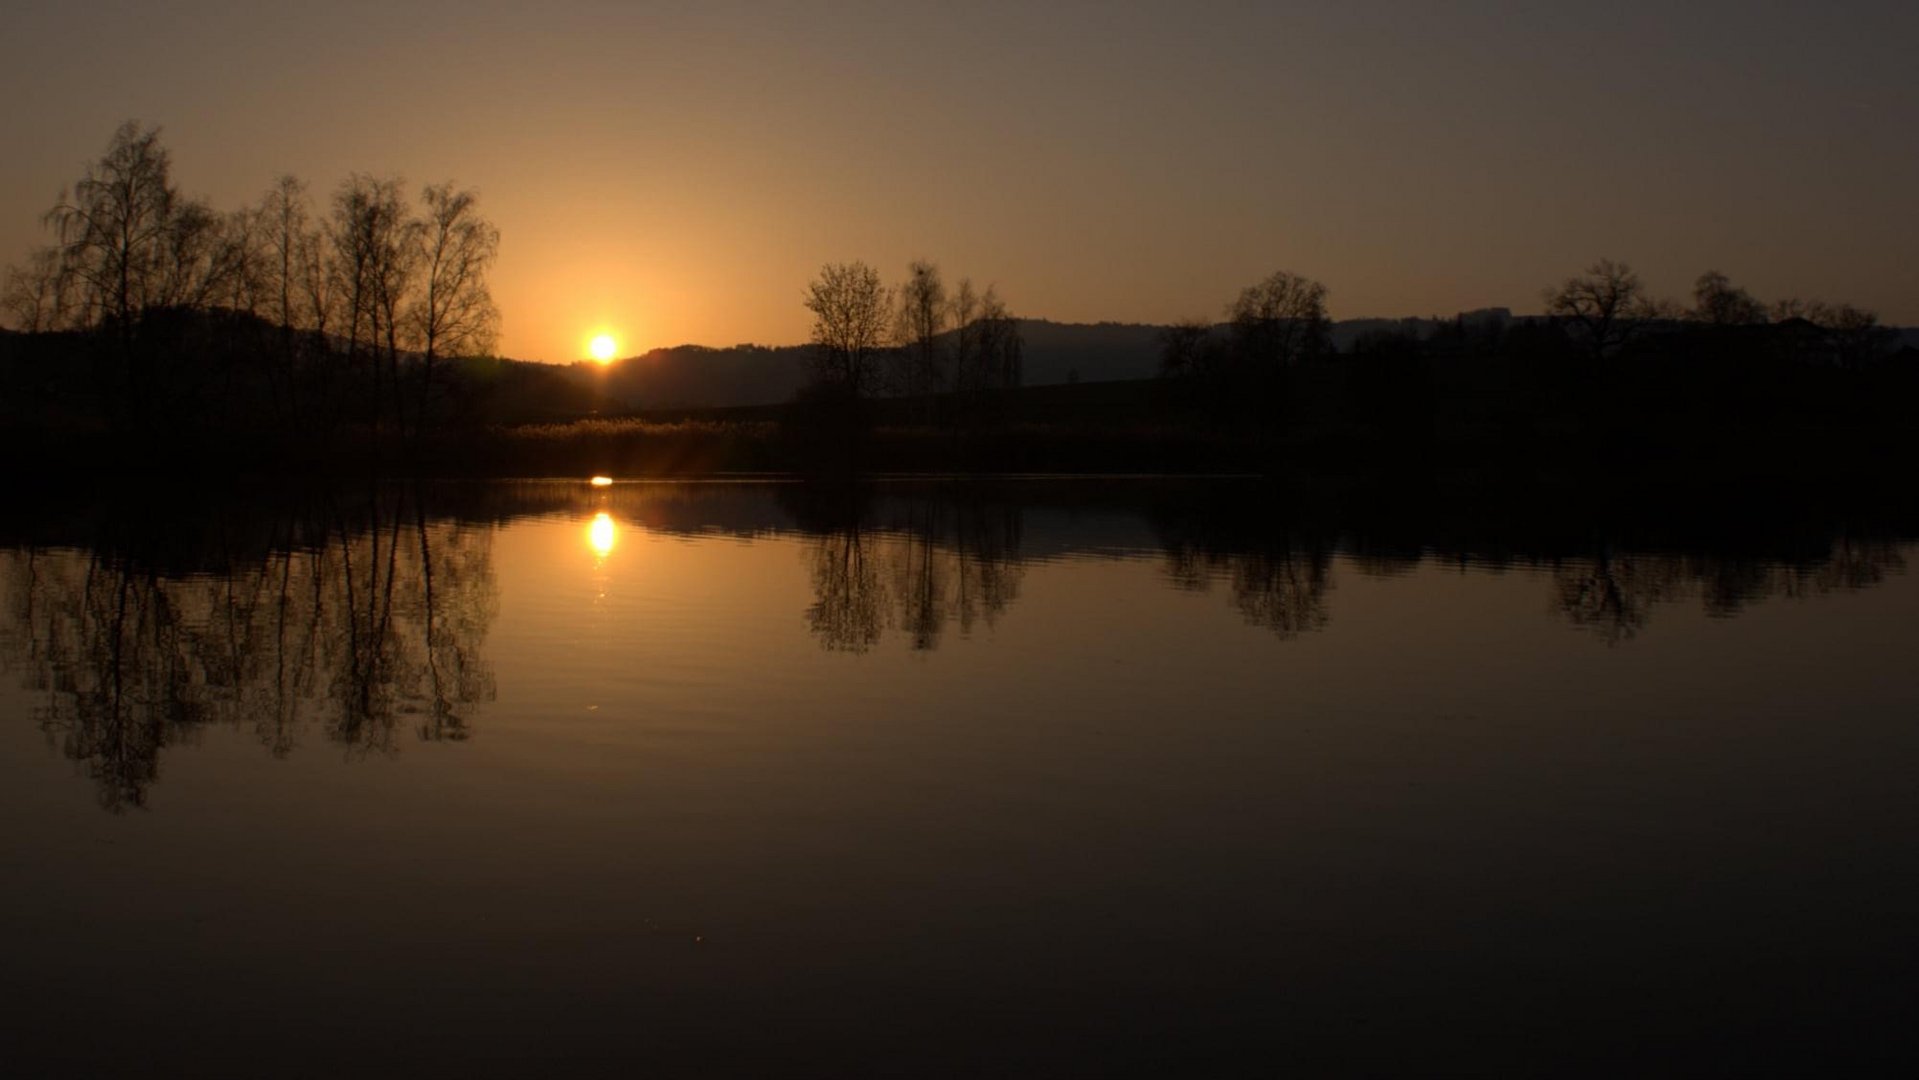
[{"x1": 2, "y1": 479, "x2": 1916, "y2": 1076}]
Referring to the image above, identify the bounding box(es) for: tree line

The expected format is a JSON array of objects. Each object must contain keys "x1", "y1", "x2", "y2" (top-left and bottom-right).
[
  {"x1": 800, "y1": 259, "x2": 1024, "y2": 420},
  {"x1": 1540, "y1": 259, "x2": 1895, "y2": 365},
  {"x1": 1, "y1": 122, "x2": 500, "y2": 443},
  {"x1": 1142, "y1": 259, "x2": 1906, "y2": 441}
]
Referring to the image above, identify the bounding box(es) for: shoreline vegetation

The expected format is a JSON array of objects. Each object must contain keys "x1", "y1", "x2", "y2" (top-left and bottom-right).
[{"x1": 4, "y1": 124, "x2": 1916, "y2": 487}]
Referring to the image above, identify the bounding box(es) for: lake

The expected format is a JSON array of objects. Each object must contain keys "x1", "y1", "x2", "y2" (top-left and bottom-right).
[{"x1": 2, "y1": 478, "x2": 1916, "y2": 1075}]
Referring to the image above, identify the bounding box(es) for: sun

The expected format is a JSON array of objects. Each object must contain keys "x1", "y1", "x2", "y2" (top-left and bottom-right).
[{"x1": 588, "y1": 334, "x2": 619, "y2": 363}]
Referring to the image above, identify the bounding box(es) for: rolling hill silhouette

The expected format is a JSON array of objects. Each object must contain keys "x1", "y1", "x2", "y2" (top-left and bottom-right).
[{"x1": 569, "y1": 313, "x2": 1544, "y2": 411}]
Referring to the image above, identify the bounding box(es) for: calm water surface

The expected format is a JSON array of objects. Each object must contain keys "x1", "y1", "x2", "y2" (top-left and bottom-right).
[{"x1": 2, "y1": 480, "x2": 1915, "y2": 1075}]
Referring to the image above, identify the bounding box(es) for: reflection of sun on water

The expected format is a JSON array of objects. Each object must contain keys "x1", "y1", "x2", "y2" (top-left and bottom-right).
[
  {"x1": 590, "y1": 475, "x2": 613, "y2": 487},
  {"x1": 588, "y1": 512, "x2": 617, "y2": 557}
]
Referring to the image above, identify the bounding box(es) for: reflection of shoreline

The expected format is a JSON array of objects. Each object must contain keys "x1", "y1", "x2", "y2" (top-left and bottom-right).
[
  {"x1": 780, "y1": 482, "x2": 1911, "y2": 650},
  {"x1": 1, "y1": 481, "x2": 1910, "y2": 808},
  {"x1": 0, "y1": 488, "x2": 497, "y2": 811},
  {"x1": 1543, "y1": 538, "x2": 1906, "y2": 643}
]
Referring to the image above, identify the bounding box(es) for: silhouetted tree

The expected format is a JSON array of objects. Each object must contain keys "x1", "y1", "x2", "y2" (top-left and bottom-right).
[
  {"x1": 294, "y1": 197, "x2": 335, "y2": 338},
  {"x1": 803, "y1": 261, "x2": 892, "y2": 401},
  {"x1": 1228, "y1": 270, "x2": 1330, "y2": 369},
  {"x1": 946, "y1": 278, "x2": 978, "y2": 399},
  {"x1": 1689, "y1": 270, "x2": 1767, "y2": 326},
  {"x1": 258, "y1": 175, "x2": 310, "y2": 333},
  {"x1": 1544, "y1": 258, "x2": 1658, "y2": 361},
  {"x1": 407, "y1": 182, "x2": 501, "y2": 434},
  {"x1": 42, "y1": 122, "x2": 185, "y2": 330},
  {"x1": 329, "y1": 175, "x2": 417, "y2": 433},
  {"x1": 893, "y1": 259, "x2": 947, "y2": 405},
  {"x1": 1817, "y1": 304, "x2": 1894, "y2": 368},
  {"x1": 243, "y1": 175, "x2": 311, "y2": 417},
  {"x1": 964, "y1": 287, "x2": 1023, "y2": 397},
  {"x1": 20, "y1": 123, "x2": 268, "y2": 424},
  {"x1": 1771, "y1": 298, "x2": 1896, "y2": 368},
  {"x1": 0, "y1": 248, "x2": 73, "y2": 331},
  {"x1": 1157, "y1": 319, "x2": 1217, "y2": 380},
  {"x1": 1185, "y1": 269, "x2": 1329, "y2": 425}
]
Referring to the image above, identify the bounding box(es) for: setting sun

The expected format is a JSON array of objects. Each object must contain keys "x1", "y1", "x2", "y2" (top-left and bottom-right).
[{"x1": 588, "y1": 334, "x2": 618, "y2": 363}]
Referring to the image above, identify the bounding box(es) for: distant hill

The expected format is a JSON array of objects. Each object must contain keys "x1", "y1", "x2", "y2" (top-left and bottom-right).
[
  {"x1": 569, "y1": 323, "x2": 1171, "y2": 411},
  {"x1": 568, "y1": 344, "x2": 812, "y2": 411},
  {"x1": 537, "y1": 310, "x2": 1919, "y2": 416},
  {"x1": 568, "y1": 313, "x2": 1526, "y2": 410},
  {"x1": 1012, "y1": 320, "x2": 1165, "y2": 384}
]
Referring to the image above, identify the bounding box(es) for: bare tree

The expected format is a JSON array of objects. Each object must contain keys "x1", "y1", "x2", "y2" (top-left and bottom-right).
[
  {"x1": 1814, "y1": 303, "x2": 1892, "y2": 368},
  {"x1": 295, "y1": 205, "x2": 335, "y2": 337},
  {"x1": 893, "y1": 260, "x2": 947, "y2": 402},
  {"x1": 33, "y1": 121, "x2": 239, "y2": 328},
  {"x1": 1157, "y1": 318, "x2": 1217, "y2": 381},
  {"x1": 258, "y1": 175, "x2": 310, "y2": 332},
  {"x1": 964, "y1": 286, "x2": 1021, "y2": 395},
  {"x1": 803, "y1": 261, "x2": 892, "y2": 400},
  {"x1": 1, "y1": 248, "x2": 75, "y2": 331},
  {"x1": 1769, "y1": 298, "x2": 1895, "y2": 367},
  {"x1": 407, "y1": 182, "x2": 500, "y2": 430},
  {"x1": 243, "y1": 175, "x2": 313, "y2": 418},
  {"x1": 217, "y1": 204, "x2": 274, "y2": 317},
  {"x1": 1544, "y1": 258, "x2": 1659, "y2": 361},
  {"x1": 1228, "y1": 270, "x2": 1329, "y2": 369},
  {"x1": 42, "y1": 122, "x2": 181, "y2": 329},
  {"x1": 36, "y1": 121, "x2": 244, "y2": 332},
  {"x1": 146, "y1": 198, "x2": 234, "y2": 311},
  {"x1": 329, "y1": 175, "x2": 416, "y2": 432},
  {"x1": 947, "y1": 277, "x2": 980, "y2": 395},
  {"x1": 1689, "y1": 270, "x2": 1767, "y2": 326},
  {"x1": 1769, "y1": 297, "x2": 1818, "y2": 322}
]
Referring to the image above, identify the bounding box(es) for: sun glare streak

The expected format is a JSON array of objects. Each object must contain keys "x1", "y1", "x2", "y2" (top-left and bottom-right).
[
  {"x1": 588, "y1": 512, "x2": 617, "y2": 557},
  {"x1": 590, "y1": 475, "x2": 613, "y2": 487}
]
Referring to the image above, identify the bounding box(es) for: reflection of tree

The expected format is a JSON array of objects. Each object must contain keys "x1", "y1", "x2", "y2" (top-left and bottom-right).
[
  {"x1": 0, "y1": 489, "x2": 496, "y2": 810},
  {"x1": 1813, "y1": 538, "x2": 1906, "y2": 593},
  {"x1": 799, "y1": 490, "x2": 1024, "y2": 653},
  {"x1": 1551, "y1": 551, "x2": 1682, "y2": 644},
  {"x1": 1152, "y1": 498, "x2": 1333, "y2": 639},
  {"x1": 1162, "y1": 541, "x2": 1331, "y2": 639},
  {"x1": 1550, "y1": 540, "x2": 1908, "y2": 643},
  {"x1": 1224, "y1": 549, "x2": 1332, "y2": 637},
  {"x1": 807, "y1": 525, "x2": 886, "y2": 653}
]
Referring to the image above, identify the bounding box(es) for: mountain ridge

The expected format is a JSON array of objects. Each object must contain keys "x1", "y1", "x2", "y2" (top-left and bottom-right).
[
  {"x1": 530, "y1": 311, "x2": 1919, "y2": 413},
  {"x1": 562, "y1": 312, "x2": 1531, "y2": 410}
]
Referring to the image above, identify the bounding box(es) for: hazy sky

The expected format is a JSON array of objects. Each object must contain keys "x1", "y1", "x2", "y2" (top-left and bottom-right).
[{"x1": 3, "y1": 0, "x2": 1914, "y2": 362}]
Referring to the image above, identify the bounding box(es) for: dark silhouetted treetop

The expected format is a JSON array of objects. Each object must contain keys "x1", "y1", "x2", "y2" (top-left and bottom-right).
[
  {"x1": 1544, "y1": 258, "x2": 1659, "y2": 361},
  {"x1": 1689, "y1": 270, "x2": 1768, "y2": 326},
  {"x1": 803, "y1": 260, "x2": 892, "y2": 400},
  {"x1": 1228, "y1": 269, "x2": 1330, "y2": 369}
]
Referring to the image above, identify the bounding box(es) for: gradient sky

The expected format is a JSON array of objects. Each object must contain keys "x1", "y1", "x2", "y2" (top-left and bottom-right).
[{"x1": 3, "y1": 0, "x2": 1914, "y2": 362}]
